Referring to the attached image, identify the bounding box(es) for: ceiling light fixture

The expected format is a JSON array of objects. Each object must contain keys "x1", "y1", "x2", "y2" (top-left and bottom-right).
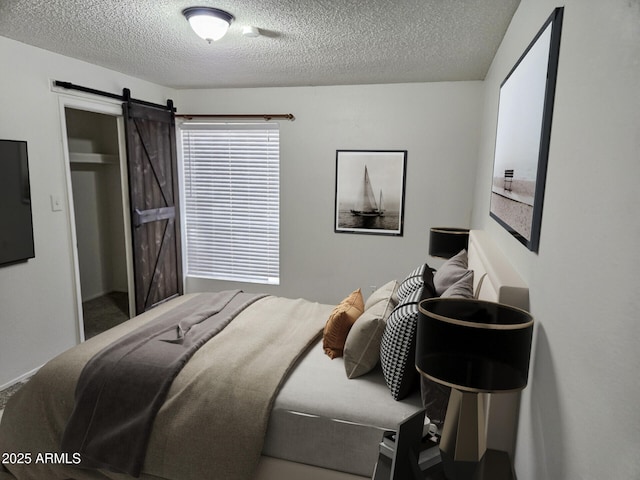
[{"x1": 183, "y1": 7, "x2": 234, "y2": 43}]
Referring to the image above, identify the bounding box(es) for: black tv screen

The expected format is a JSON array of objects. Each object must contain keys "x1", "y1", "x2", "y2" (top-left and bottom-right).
[{"x1": 0, "y1": 139, "x2": 35, "y2": 266}]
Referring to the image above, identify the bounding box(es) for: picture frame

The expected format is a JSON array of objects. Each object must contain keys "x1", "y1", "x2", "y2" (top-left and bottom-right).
[
  {"x1": 334, "y1": 150, "x2": 407, "y2": 236},
  {"x1": 490, "y1": 7, "x2": 564, "y2": 252}
]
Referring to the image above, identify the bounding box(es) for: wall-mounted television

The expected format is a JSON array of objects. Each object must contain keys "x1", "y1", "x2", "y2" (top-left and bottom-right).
[{"x1": 0, "y1": 139, "x2": 35, "y2": 266}]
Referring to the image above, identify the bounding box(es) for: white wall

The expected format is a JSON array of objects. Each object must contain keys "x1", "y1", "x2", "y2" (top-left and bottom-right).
[
  {"x1": 0, "y1": 36, "x2": 483, "y2": 386},
  {"x1": 0, "y1": 36, "x2": 173, "y2": 387},
  {"x1": 472, "y1": 1, "x2": 640, "y2": 478},
  {"x1": 8, "y1": 4, "x2": 637, "y2": 476},
  {"x1": 67, "y1": 109, "x2": 127, "y2": 301},
  {"x1": 70, "y1": 163, "x2": 126, "y2": 301},
  {"x1": 177, "y1": 82, "x2": 483, "y2": 304}
]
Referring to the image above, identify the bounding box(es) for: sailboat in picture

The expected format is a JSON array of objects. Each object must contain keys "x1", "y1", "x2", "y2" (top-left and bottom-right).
[{"x1": 351, "y1": 165, "x2": 384, "y2": 217}]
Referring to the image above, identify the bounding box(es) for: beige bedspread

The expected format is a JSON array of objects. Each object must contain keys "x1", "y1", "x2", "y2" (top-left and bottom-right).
[{"x1": 0, "y1": 293, "x2": 333, "y2": 480}]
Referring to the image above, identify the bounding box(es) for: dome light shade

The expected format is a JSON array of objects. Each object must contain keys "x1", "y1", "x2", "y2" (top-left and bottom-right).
[{"x1": 183, "y1": 7, "x2": 234, "y2": 43}]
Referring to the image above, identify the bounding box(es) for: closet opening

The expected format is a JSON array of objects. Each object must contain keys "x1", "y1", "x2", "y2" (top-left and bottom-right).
[{"x1": 64, "y1": 107, "x2": 133, "y2": 340}]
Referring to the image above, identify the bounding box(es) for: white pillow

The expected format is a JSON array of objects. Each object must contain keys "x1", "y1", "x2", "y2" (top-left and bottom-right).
[
  {"x1": 344, "y1": 281, "x2": 399, "y2": 379},
  {"x1": 364, "y1": 280, "x2": 399, "y2": 310}
]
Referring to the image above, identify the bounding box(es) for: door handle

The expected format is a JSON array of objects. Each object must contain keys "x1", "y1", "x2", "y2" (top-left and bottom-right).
[{"x1": 132, "y1": 206, "x2": 175, "y2": 227}]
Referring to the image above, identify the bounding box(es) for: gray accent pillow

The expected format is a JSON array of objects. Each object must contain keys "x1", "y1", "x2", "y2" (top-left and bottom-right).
[
  {"x1": 440, "y1": 269, "x2": 474, "y2": 298},
  {"x1": 433, "y1": 249, "x2": 468, "y2": 295},
  {"x1": 344, "y1": 281, "x2": 399, "y2": 379}
]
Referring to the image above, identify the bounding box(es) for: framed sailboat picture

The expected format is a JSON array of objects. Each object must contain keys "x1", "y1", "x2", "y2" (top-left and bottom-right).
[{"x1": 334, "y1": 150, "x2": 407, "y2": 236}]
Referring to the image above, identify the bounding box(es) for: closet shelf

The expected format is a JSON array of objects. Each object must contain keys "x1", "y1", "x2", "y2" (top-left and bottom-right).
[{"x1": 69, "y1": 152, "x2": 118, "y2": 165}]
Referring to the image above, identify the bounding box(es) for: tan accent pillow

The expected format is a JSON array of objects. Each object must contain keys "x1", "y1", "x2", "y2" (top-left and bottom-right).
[{"x1": 323, "y1": 289, "x2": 364, "y2": 359}]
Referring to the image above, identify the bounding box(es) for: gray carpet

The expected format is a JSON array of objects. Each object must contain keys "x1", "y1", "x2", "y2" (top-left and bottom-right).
[{"x1": 83, "y1": 291, "x2": 129, "y2": 339}]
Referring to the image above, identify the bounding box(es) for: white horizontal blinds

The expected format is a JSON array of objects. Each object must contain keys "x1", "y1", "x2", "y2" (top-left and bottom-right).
[{"x1": 181, "y1": 123, "x2": 280, "y2": 284}]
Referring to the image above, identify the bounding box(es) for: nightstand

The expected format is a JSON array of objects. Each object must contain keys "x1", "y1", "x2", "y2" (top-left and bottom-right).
[{"x1": 372, "y1": 409, "x2": 517, "y2": 480}]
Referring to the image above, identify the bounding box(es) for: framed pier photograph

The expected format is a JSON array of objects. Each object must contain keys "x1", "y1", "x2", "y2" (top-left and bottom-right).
[{"x1": 490, "y1": 7, "x2": 563, "y2": 252}]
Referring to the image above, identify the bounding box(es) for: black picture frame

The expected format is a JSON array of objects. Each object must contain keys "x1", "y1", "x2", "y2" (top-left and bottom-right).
[
  {"x1": 490, "y1": 7, "x2": 564, "y2": 252},
  {"x1": 334, "y1": 150, "x2": 407, "y2": 236}
]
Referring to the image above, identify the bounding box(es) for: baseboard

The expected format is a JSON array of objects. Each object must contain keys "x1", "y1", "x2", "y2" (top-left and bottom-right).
[
  {"x1": 81, "y1": 289, "x2": 129, "y2": 304},
  {"x1": 0, "y1": 365, "x2": 41, "y2": 391}
]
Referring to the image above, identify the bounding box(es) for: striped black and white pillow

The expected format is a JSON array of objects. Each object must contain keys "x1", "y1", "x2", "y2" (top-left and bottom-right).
[
  {"x1": 380, "y1": 289, "x2": 422, "y2": 400},
  {"x1": 396, "y1": 264, "x2": 427, "y2": 303},
  {"x1": 380, "y1": 273, "x2": 436, "y2": 400}
]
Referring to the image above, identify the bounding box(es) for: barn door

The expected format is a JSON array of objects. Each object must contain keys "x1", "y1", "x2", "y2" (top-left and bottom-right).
[{"x1": 123, "y1": 102, "x2": 183, "y2": 314}]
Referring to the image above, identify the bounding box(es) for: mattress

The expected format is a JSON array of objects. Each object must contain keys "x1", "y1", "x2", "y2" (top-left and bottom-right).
[
  {"x1": 263, "y1": 337, "x2": 423, "y2": 477},
  {"x1": 0, "y1": 293, "x2": 423, "y2": 480}
]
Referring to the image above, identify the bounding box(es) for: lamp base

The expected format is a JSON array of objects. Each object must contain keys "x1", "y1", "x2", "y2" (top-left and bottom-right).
[{"x1": 439, "y1": 389, "x2": 486, "y2": 480}]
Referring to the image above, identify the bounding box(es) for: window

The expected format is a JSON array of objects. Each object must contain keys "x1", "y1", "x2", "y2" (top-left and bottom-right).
[{"x1": 180, "y1": 123, "x2": 279, "y2": 284}]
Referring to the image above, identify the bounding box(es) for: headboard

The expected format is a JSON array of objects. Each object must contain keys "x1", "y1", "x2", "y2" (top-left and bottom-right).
[
  {"x1": 466, "y1": 229, "x2": 530, "y2": 457},
  {"x1": 468, "y1": 230, "x2": 529, "y2": 311}
]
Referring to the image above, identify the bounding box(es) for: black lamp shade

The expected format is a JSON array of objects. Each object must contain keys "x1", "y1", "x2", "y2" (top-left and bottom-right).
[
  {"x1": 416, "y1": 298, "x2": 534, "y2": 393},
  {"x1": 429, "y1": 227, "x2": 469, "y2": 259}
]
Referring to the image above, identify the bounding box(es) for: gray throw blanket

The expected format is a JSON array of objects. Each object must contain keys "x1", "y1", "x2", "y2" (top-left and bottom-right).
[{"x1": 61, "y1": 290, "x2": 265, "y2": 477}]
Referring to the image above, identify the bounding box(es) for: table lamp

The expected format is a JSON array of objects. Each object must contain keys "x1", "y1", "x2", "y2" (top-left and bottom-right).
[
  {"x1": 416, "y1": 298, "x2": 534, "y2": 479},
  {"x1": 429, "y1": 228, "x2": 470, "y2": 259}
]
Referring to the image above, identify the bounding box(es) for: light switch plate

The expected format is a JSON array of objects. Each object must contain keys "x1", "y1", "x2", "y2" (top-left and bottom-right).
[{"x1": 50, "y1": 194, "x2": 63, "y2": 212}]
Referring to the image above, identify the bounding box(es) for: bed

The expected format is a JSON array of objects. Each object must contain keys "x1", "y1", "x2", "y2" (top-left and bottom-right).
[{"x1": 0, "y1": 230, "x2": 528, "y2": 480}]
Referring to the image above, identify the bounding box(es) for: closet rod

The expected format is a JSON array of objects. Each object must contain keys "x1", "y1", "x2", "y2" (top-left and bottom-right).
[
  {"x1": 176, "y1": 113, "x2": 295, "y2": 121},
  {"x1": 54, "y1": 80, "x2": 175, "y2": 112}
]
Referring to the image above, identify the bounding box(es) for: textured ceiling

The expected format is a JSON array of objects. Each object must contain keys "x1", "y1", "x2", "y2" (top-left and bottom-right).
[{"x1": 0, "y1": 0, "x2": 520, "y2": 89}]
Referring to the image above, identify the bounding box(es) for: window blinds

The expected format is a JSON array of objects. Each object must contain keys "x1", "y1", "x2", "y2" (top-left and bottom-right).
[{"x1": 180, "y1": 123, "x2": 280, "y2": 284}]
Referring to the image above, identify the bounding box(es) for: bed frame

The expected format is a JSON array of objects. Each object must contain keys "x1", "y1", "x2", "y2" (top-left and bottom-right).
[
  {"x1": 0, "y1": 230, "x2": 527, "y2": 480},
  {"x1": 253, "y1": 229, "x2": 529, "y2": 480}
]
